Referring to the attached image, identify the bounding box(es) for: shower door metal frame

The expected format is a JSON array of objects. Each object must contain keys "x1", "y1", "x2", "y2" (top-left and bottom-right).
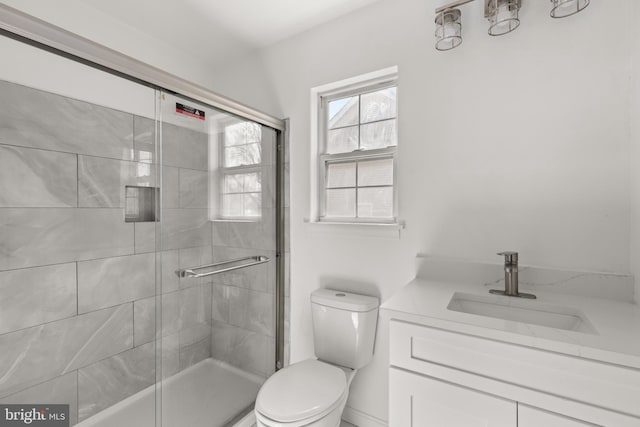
[
  {"x1": 0, "y1": 0, "x2": 287, "y2": 380},
  {"x1": 0, "y1": 4, "x2": 284, "y2": 132}
]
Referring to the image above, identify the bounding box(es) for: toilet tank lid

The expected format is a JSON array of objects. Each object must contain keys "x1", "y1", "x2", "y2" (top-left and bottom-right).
[{"x1": 311, "y1": 289, "x2": 379, "y2": 312}]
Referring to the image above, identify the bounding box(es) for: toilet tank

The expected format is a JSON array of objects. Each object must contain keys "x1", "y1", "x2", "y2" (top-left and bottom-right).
[{"x1": 311, "y1": 289, "x2": 379, "y2": 370}]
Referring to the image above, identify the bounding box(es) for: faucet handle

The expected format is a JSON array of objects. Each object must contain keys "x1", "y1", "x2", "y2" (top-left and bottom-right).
[{"x1": 497, "y1": 251, "x2": 518, "y2": 264}]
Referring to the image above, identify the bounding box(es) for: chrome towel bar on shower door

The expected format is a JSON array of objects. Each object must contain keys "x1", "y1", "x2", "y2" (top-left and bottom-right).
[{"x1": 175, "y1": 255, "x2": 270, "y2": 278}]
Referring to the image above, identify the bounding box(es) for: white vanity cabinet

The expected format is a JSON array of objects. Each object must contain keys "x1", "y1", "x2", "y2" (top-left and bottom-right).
[
  {"x1": 388, "y1": 319, "x2": 640, "y2": 427},
  {"x1": 518, "y1": 405, "x2": 597, "y2": 427},
  {"x1": 390, "y1": 368, "x2": 515, "y2": 426}
]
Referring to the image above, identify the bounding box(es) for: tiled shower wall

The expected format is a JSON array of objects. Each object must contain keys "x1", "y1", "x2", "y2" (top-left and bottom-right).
[
  {"x1": 210, "y1": 126, "x2": 280, "y2": 378},
  {"x1": 0, "y1": 80, "x2": 213, "y2": 424}
]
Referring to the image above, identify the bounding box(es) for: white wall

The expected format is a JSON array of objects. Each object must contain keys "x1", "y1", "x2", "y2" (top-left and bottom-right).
[
  {"x1": 3, "y1": 0, "x2": 637, "y2": 422},
  {"x1": 631, "y1": 1, "x2": 640, "y2": 304},
  {"x1": 212, "y1": 0, "x2": 635, "y2": 423}
]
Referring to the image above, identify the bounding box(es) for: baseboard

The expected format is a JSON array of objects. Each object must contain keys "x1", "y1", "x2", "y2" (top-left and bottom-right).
[{"x1": 342, "y1": 406, "x2": 387, "y2": 427}]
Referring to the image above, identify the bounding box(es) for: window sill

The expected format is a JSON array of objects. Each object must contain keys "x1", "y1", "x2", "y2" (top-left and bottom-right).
[
  {"x1": 210, "y1": 218, "x2": 261, "y2": 224},
  {"x1": 304, "y1": 218, "x2": 405, "y2": 239}
]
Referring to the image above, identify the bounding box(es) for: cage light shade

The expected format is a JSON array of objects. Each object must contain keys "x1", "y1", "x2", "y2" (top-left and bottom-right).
[
  {"x1": 488, "y1": 0, "x2": 521, "y2": 36},
  {"x1": 435, "y1": 8, "x2": 462, "y2": 51},
  {"x1": 550, "y1": 0, "x2": 590, "y2": 18}
]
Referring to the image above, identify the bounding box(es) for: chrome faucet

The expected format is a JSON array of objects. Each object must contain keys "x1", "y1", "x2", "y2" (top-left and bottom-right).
[{"x1": 489, "y1": 251, "x2": 536, "y2": 299}]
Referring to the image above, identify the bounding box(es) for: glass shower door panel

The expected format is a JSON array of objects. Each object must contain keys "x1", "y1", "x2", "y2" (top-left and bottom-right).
[
  {"x1": 0, "y1": 35, "x2": 160, "y2": 427},
  {"x1": 157, "y1": 92, "x2": 277, "y2": 427}
]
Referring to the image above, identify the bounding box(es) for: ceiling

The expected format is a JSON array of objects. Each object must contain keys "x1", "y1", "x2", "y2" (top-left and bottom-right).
[{"x1": 82, "y1": 0, "x2": 383, "y2": 67}]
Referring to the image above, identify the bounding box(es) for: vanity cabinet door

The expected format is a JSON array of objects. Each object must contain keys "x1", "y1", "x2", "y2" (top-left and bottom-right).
[
  {"x1": 518, "y1": 405, "x2": 598, "y2": 427},
  {"x1": 390, "y1": 368, "x2": 516, "y2": 427}
]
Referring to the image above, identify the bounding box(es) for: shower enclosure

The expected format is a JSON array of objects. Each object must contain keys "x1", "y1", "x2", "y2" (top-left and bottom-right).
[{"x1": 0, "y1": 7, "x2": 286, "y2": 426}]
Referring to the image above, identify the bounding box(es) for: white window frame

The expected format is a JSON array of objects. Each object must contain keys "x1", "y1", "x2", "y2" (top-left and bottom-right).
[
  {"x1": 215, "y1": 120, "x2": 263, "y2": 221},
  {"x1": 310, "y1": 67, "x2": 399, "y2": 225}
]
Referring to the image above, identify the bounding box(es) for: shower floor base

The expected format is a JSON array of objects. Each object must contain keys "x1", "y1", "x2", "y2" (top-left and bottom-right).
[{"x1": 76, "y1": 358, "x2": 263, "y2": 427}]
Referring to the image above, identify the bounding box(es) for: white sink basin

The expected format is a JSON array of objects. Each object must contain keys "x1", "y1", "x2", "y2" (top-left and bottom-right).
[{"x1": 447, "y1": 292, "x2": 597, "y2": 334}]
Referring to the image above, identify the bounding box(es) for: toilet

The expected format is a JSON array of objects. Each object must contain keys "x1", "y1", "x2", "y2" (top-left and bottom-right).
[{"x1": 255, "y1": 289, "x2": 379, "y2": 427}]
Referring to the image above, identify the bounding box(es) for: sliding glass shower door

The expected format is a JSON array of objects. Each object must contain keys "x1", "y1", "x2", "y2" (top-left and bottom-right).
[
  {"x1": 0, "y1": 31, "x2": 280, "y2": 427},
  {"x1": 155, "y1": 91, "x2": 278, "y2": 426}
]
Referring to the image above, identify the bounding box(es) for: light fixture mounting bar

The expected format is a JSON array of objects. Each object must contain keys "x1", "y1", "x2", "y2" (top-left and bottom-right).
[
  {"x1": 484, "y1": 0, "x2": 522, "y2": 18},
  {"x1": 435, "y1": 0, "x2": 475, "y2": 14}
]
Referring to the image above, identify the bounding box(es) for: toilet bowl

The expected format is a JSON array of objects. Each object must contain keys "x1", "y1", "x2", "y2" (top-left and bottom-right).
[
  {"x1": 254, "y1": 289, "x2": 379, "y2": 427},
  {"x1": 255, "y1": 359, "x2": 355, "y2": 427}
]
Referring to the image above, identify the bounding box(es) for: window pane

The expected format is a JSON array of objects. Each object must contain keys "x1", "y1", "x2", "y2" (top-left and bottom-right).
[
  {"x1": 223, "y1": 174, "x2": 244, "y2": 193},
  {"x1": 243, "y1": 193, "x2": 261, "y2": 217},
  {"x1": 326, "y1": 162, "x2": 356, "y2": 188},
  {"x1": 360, "y1": 119, "x2": 397, "y2": 150},
  {"x1": 326, "y1": 188, "x2": 356, "y2": 217},
  {"x1": 225, "y1": 146, "x2": 245, "y2": 167},
  {"x1": 328, "y1": 96, "x2": 359, "y2": 129},
  {"x1": 223, "y1": 194, "x2": 243, "y2": 217},
  {"x1": 358, "y1": 187, "x2": 393, "y2": 218},
  {"x1": 327, "y1": 126, "x2": 358, "y2": 154},
  {"x1": 224, "y1": 123, "x2": 247, "y2": 146},
  {"x1": 245, "y1": 142, "x2": 261, "y2": 165},
  {"x1": 245, "y1": 123, "x2": 262, "y2": 143},
  {"x1": 360, "y1": 87, "x2": 397, "y2": 123},
  {"x1": 358, "y1": 158, "x2": 394, "y2": 186},
  {"x1": 244, "y1": 172, "x2": 262, "y2": 192}
]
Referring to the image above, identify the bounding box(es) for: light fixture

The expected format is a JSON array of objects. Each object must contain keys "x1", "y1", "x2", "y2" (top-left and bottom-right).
[
  {"x1": 550, "y1": 0, "x2": 590, "y2": 18},
  {"x1": 434, "y1": 0, "x2": 589, "y2": 52},
  {"x1": 435, "y1": 8, "x2": 463, "y2": 51},
  {"x1": 486, "y1": 0, "x2": 521, "y2": 36}
]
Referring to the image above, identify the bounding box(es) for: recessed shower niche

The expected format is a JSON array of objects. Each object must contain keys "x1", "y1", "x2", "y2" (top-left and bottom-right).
[{"x1": 124, "y1": 185, "x2": 159, "y2": 222}]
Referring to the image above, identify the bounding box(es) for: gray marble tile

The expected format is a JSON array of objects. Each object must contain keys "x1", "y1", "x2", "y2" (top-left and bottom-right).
[
  {"x1": 78, "y1": 155, "x2": 156, "y2": 208},
  {"x1": 78, "y1": 253, "x2": 155, "y2": 314},
  {"x1": 160, "y1": 250, "x2": 180, "y2": 294},
  {"x1": 179, "y1": 168, "x2": 208, "y2": 209},
  {"x1": 211, "y1": 321, "x2": 274, "y2": 378},
  {"x1": 211, "y1": 207, "x2": 275, "y2": 251},
  {"x1": 211, "y1": 284, "x2": 231, "y2": 323},
  {"x1": 0, "y1": 80, "x2": 134, "y2": 161},
  {"x1": 134, "y1": 222, "x2": 157, "y2": 254},
  {"x1": 161, "y1": 285, "x2": 211, "y2": 337},
  {"x1": 160, "y1": 334, "x2": 179, "y2": 379},
  {"x1": 78, "y1": 342, "x2": 155, "y2": 422},
  {"x1": 133, "y1": 115, "x2": 155, "y2": 164},
  {"x1": 0, "y1": 263, "x2": 77, "y2": 335},
  {"x1": 179, "y1": 333, "x2": 210, "y2": 371},
  {"x1": 0, "y1": 208, "x2": 134, "y2": 271},
  {"x1": 0, "y1": 304, "x2": 133, "y2": 397},
  {"x1": 162, "y1": 166, "x2": 180, "y2": 209},
  {"x1": 178, "y1": 246, "x2": 212, "y2": 289},
  {"x1": 228, "y1": 288, "x2": 275, "y2": 337},
  {"x1": 134, "y1": 296, "x2": 156, "y2": 347},
  {"x1": 260, "y1": 126, "x2": 276, "y2": 167},
  {"x1": 161, "y1": 209, "x2": 211, "y2": 251},
  {"x1": 210, "y1": 247, "x2": 276, "y2": 294},
  {"x1": 261, "y1": 167, "x2": 276, "y2": 210},
  {"x1": 0, "y1": 144, "x2": 77, "y2": 208},
  {"x1": 0, "y1": 372, "x2": 78, "y2": 426},
  {"x1": 162, "y1": 123, "x2": 208, "y2": 171}
]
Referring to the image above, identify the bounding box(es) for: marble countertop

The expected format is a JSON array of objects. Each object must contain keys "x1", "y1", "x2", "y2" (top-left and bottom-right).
[{"x1": 381, "y1": 257, "x2": 640, "y2": 369}]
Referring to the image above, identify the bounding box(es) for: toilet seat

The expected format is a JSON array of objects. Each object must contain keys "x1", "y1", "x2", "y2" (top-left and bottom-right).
[{"x1": 255, "y1": 359, "x2": 347, "y2": 424}]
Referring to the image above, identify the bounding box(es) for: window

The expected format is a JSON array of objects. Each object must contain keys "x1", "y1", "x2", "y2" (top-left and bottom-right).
[
  {"x1": 219, "y1": 121, "x2": 262, "y2": 219},
  {"x1": 318, "y1": 80, "x2": 398, "y2": 223}
]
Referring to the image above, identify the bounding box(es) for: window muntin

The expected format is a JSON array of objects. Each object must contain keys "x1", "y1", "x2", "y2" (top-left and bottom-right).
[
  {"x1": 220, "y1": 121, "x2": 262, "y2": 219},
  {"x1": 326, "y1": 86, "x2": 397, "y2": 154},
  {"x1": 320, "y1": 84, "x2": 397, "y2": 222}
]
